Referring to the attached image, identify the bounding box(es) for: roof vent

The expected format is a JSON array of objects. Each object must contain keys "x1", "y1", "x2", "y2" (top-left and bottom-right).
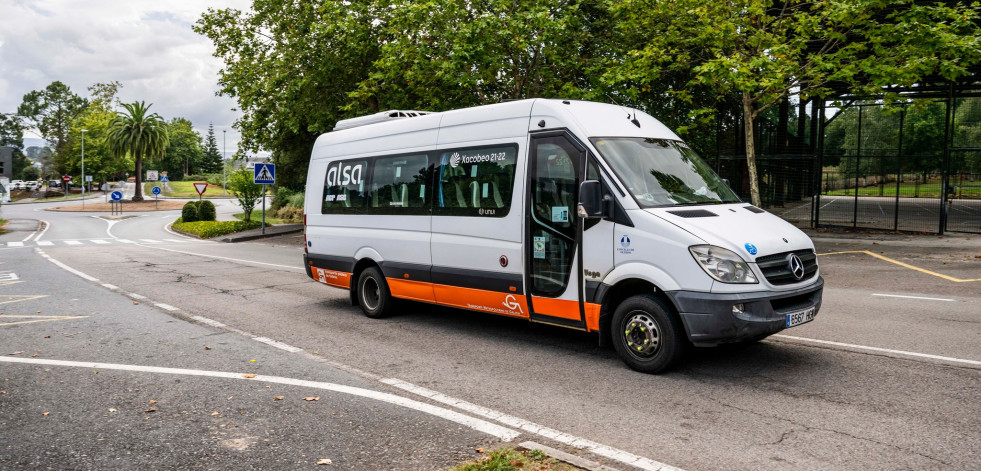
[
  {"x1": 333, "y1": 110, "x2": 431, "y2": 131},
  {"x1": 744, "y1": 205, "x2": 766, "y2": 214}
]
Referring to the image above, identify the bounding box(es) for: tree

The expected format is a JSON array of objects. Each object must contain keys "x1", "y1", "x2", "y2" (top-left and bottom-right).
[
  {"x1": 195, "y1": 0, "x2": 602, "y2": 190},
  {"x1": 1, "y1": 113, "x2": 30, "y2": 179},
  {"x1": 16, "y1": 81, "x2": 89, "y2": 173},
  {"x1": 609, "y1": 0, "x2": 981, "y2": 206},
  {"x1": 107, "y1": 102, "x2": 169, "y2": 201},
  {"x1": 201, "y1": 123, "x2": 222, "y2": 173},
  {"x1": 163, "y1": 118, "x2": 205, "y2": 178},
  {"x1": 228, "y1": 168, "x2": 263, "y2": 221},
  {"x1": 63, "y1": 82, "x2": 131, "y2": 186}
]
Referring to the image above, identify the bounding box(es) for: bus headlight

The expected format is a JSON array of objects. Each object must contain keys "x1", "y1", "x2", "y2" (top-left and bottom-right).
[{"x1": 689, "y1": 245, "x2": 758, "y2": 284}]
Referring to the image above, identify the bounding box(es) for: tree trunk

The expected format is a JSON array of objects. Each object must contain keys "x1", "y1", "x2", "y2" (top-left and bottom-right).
[
  {"x1": 743, "y1": 92, "x2": 762, "y2": 207},
  {"x1": 133, "y1": 157, "x2": 144, "y2": 201}
]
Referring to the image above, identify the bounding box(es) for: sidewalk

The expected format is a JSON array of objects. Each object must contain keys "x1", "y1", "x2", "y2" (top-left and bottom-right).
[{"x1": 216, "y1": 223, "x2": 303, "y2": 243}]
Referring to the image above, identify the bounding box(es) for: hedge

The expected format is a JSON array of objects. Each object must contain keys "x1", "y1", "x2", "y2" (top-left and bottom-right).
[{"x1": 172, "y1": 219, "x2": 264, "y2": 239}]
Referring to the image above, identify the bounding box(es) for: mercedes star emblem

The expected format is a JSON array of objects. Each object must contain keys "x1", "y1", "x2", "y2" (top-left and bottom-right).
[{"x1": 787, "y1": 254, "x2": 805, "y2": 280}]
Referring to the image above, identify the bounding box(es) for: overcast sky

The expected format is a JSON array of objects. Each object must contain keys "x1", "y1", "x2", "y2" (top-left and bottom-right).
[{"x1": 0, "y1": 0, "x2": 253, "y2": 156}]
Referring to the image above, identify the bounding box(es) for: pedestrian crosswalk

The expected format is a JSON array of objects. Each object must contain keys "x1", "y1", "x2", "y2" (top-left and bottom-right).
[{"x1": 3, "y1": 238, "x2": 205, "y2": 248}]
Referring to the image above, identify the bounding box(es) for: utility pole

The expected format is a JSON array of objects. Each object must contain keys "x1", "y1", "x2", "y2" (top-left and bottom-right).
[
  {"x1": 222, "y1": 129, "x2": 227, "y2": 197},
  {"x1": 81, "y1": 129, "x2": 87, "y2": 209}
]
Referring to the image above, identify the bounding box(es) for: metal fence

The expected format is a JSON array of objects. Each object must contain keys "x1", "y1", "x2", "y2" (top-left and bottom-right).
[{"x1": 710, "y1": 85, "x2": 981, "y2": 235}]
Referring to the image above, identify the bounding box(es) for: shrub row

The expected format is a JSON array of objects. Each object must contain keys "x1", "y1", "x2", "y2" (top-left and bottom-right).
[
  {"x1": 181, "y1": 200, "x2": 217, "y2": 222},
  {"x1": 172, "y1": 219, "x2": 263, "y2": 239}
]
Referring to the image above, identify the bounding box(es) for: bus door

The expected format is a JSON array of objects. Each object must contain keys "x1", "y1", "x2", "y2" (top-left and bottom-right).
[{"x1": 526, "y1": 132, "x2": 587, "y2": 329}]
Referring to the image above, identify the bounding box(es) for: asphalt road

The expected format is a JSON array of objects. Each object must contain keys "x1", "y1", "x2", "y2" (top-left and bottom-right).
[{"x1": 2, "y1": 200, "x2": 979, "y2": 470}]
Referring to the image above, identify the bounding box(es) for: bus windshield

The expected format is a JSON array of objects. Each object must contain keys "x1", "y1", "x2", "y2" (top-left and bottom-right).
[{"x1": 590, "y1": 137, "x2": 740, "y2": 207}]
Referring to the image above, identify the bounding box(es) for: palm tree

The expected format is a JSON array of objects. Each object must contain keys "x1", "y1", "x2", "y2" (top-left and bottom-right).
[{"x1": 107, "y1": 101, "x2": 168, "y2": 201}]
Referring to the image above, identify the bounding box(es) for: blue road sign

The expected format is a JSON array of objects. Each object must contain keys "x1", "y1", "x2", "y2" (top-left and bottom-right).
[
  {"x1": 151, "y1": 186, "x2": 162, "y2": 195},
  {"x1": 161, "y1": 175, "x2": 169, "y2": 183},
  {"x1": 110, "y1": 190, "x2": 123, "y2": 201},
  {"x1": 254, "y1": 163, "x2": 276, "y2": 185}
]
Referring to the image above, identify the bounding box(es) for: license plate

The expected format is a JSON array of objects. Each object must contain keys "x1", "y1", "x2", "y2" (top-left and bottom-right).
[{"x1": 786, "y1": 307, "x2": 816, "y2": 328}]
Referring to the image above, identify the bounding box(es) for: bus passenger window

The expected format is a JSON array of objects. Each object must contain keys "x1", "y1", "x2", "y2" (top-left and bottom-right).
[
  {"x1": 369, "y1": 154, "x2": 430, "y2": 212},
  {"x1": 435, "y1": 144, "x2": 518, "y2": 217}
]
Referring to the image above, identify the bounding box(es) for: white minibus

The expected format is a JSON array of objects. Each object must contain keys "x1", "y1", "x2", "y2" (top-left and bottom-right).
[{"x1": 304, "y1": 99, "x2": 823, "y2": 373}]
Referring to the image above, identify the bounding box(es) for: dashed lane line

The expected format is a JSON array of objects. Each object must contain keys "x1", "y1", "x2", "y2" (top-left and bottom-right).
[
  {"x1": 0, "y1": 356, "x2": 521, "y2": 442},
  {"x1": 771, "y1": 335, "x2": 981, "y2": 368},
  {"x1": 381, "y1": 378, "x2": 682, "y2": 471},
  {"x1": 0, "y1": 315, "x2": 89, "y2": 327},
  {"x1": 871, "y1": 293, "x2": 954, "y2": 302}
]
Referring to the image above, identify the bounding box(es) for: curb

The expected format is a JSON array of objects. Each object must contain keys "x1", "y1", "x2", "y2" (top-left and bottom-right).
[{"x1": 517, "y1": 441, "x2": 623, "y2": 471}]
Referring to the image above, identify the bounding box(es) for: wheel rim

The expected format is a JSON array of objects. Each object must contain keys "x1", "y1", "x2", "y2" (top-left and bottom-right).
[
  {"x1": 361, "y1": 276, "x2": 380, "y2": 311},
  {"x1": 623, "y1": 311, "x2": 661, "y2": 359}
]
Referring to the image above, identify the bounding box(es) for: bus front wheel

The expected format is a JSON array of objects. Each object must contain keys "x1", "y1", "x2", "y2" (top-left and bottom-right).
[
  {"x1": 611, "y1": 295, "x2": 685, "y2": 373},
  {"x1": 357, "y1": 267, "x2": 393, "y2": 318}
]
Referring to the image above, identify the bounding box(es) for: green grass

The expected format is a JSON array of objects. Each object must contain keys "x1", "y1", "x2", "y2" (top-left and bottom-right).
[
  {"x1": 0, "y1": 218, "x2": 8, "y2": 234},
  {"x1": 233, "y1": 210, "x2": 291, "y2": 225},
  {"x1": 824, "y1": 182, "x2": 981, "y2": 198},
  {"x1": 449, "y1": 448, "x2": 578, "y2": 471},
  {"x1": 172, "y1": 218, "x2": 262, "y2": 239},
  {"x1": 145, "y1": 181, "x2": 225, "y2": 198}
]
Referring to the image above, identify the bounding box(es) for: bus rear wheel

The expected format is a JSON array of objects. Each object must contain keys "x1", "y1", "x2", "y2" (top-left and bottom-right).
[
  {"x1": 357, "y1": 267, "x2": 393, "y2": 318},
  {"x1": 611, "y1": 294, "x2": 685, "y2": 373}
]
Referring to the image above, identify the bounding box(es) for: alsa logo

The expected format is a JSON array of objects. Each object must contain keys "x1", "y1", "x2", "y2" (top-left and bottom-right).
[
  {"x1": 326, "y1": 162, "x2": 364, "y2": 186},
  {"x1": 503, "y1": 294, "x2": 523, "y2": 313},
  {"x1": 449, "y1": 153, "x2": 461, "y2": 168}
]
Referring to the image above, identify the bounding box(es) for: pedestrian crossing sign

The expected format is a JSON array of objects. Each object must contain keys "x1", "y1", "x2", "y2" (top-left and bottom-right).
[{"x1": 254, "y1": 163, "x2": 276, "y2": 185}]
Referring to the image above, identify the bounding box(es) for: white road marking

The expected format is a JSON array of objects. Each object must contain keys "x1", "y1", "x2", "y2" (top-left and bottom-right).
[
  {"x1": 116, "y1": 239, "x2": 136, "y2": 244},
  {"x1": 381, "y1": 378, "x2": 682, "y2": 471},
  {"x1": 91, "y1": 239, "x2": 110, "y2": 245},
  {"x1": 101, "y1": 283, "x2": 119, "y2": 290},
  {"x1": 20, "y1": 231, "x2": 36, "y2": 242},
  {"x1": 154, "y1": 303, "x2": 179, "y2": 311},
  {"x1": 0, "y1": 356, "x2": 522, "y2": 442},
  {"x1": 772, "y1": 335, "x2": 981, "y2": 367},
  {"x1": 253, "y1": 337, "x2": 303, "y2": 353},
  {"x1": 64, "y1": 240, "x2": 83, "y2": 246},
  {"x1": 191, "y1": 315, "x2": 228, "y2": 329},
  {"x1": 36, "y1": 249, "x2": 99, "y2": 282},
  {"x1": 139, "y1": 239, "x2": 161, "y2": 244},
  {"x1": 6, "y1": 242, "x2": 24, "y2": 247},
  {"x1": 128, "y1": 293, "x2": 147, "y2": 300},
  {"x1": 31, "y1": 219, "x2": 51, "y2": 241},
  {"x1": 36, "y1": 241, "x2": 54, "y2": 246},
  {"x1": 871, "y1": 293, "x2": 954, "y2": 302},
  {"x1": 138, "y1": 245, "x2": 305, "y2": 271},
  {"x1": 163, "y1": 238, "x2": 190, "y2": 243}
]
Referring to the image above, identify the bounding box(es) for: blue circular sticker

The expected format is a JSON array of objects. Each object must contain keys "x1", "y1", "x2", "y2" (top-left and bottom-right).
[{"x1": 744, "y1": 243, "x2": 758, "y2": 256}]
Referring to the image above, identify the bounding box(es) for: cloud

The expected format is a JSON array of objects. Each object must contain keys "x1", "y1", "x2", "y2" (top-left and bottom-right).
[{"x1": 0, "y1": 0, "x2": 255, "y2": 155}]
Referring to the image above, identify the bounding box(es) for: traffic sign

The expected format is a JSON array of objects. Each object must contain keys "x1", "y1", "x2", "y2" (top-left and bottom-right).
[
  {"x1": 161, "y1": 175, "x2": 169, "y2": 183},
  {"x1": 110, "y1": 191, "x2": 123, "y2": 201},
  {"x1": 151, "y1": 186, "x2": 162, "y2": 195},
  {"x1": 62, "y1": 175, "x2": 71, "y2": 183},
  {"x1": 147, "y1": 170, "x2": 159, "y2": 181},
  {"x1": 254, "y1": 163, "x2": 276, "y2": 185},
  {"x1": 193, "y1": 183, "x2": 208, "y2": 196}
]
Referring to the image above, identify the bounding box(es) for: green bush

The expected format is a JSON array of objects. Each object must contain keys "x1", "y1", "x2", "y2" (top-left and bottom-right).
[
  {"x1": 206, "y1": 173, "x2": 225, "y2": 186},
  {"x1": 276, "y1": 205, "x2": 304, "y2": 222},
  {"x1": 181, "y1": 201, "x2": 200, "y2": 222},
  {"x1": 286, "y1": 192, "x2": 304, "y2": 208},
  {"x1": 197, "y1": 200, "x2": 217, "y2": 221},
  {"x1": 271, "y1": 187, "x2": 295, "y2": 211},
  {"x1": 172, "y1": 220, "x2": 262, "y2": 239},
  {"x1": 183, "y1": 174, "x2": 210, "y2": 182}
]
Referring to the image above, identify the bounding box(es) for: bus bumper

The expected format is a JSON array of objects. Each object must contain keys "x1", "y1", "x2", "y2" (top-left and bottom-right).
[{"x1": 666, "y1": 277, "x2": 824, "y2": 347}]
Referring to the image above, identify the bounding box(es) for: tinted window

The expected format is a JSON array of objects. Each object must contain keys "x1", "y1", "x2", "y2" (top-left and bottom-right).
[
  {"x1": 369, "y1": 154, "x2": 430, "y2": 214},
  {"x1": 435, "y1": 145, "x2": 518, "y2": 217},
  {"x1": 322, "y1": 159, "x2": 368, "y2": 213}
]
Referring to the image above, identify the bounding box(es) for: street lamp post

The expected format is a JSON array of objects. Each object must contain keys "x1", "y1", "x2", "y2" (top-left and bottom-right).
[
  {"x1": 81, "y1": 129, "x2": 87, "y2": 209},
  {"x1": 222, "y1": 129, "x2": 227, "y2": 197}
]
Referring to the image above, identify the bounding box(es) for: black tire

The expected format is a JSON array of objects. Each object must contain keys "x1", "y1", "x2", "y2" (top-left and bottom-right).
[
  {"x1": 356, "y1": 267, "x2": 393, "y2": 318},
  {"x1": 610, "y1": 294, "x2": 686, "y2": 373}
]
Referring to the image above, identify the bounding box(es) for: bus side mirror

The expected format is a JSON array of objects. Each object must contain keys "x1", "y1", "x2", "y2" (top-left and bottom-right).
[{"x1": 577, "y1": 180, "x2": 606, "y2": 219}]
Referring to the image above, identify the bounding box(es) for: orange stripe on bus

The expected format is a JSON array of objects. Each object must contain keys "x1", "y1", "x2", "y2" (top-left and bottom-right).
[
  {"x1": 433, "y1": 284, "x2": 529, "y2": 319},
  {"x1": 312, "y1": 268, "x2": 351, "y2": 289},
  {"x1": 387, "y1": 278, "x2": 436, "y2": 303}
]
